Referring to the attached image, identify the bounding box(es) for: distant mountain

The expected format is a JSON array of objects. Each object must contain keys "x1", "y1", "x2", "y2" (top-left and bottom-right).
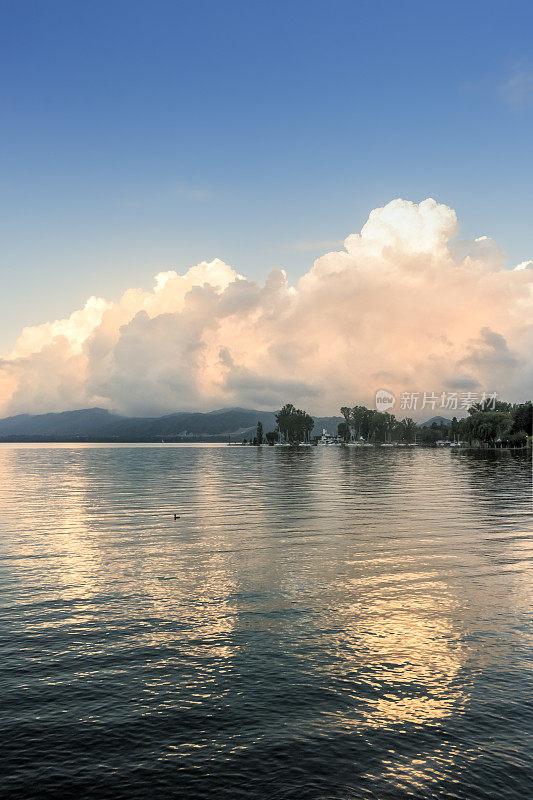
[
  {"x1": 421, "y1": 416, "x2": 452, "y2": 427},
  {"x1": 0, "y1": 407, "x2": 344, "y2": 442},
  {"x1": 0, "y1": 408, "x2": 121, "y2": 437}
]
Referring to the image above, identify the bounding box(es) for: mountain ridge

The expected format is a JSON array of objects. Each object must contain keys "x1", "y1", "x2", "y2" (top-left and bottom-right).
[
  {"x1": 420, "y1": 415, "x2": 453, "y2": 427},
  {"x1": 0, "y1": 407, "x2": 344, "y2": 442}
]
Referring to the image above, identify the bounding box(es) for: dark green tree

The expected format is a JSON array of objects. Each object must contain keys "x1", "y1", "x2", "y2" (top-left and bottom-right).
[
  {"x1": 351, "y1": 406, "x2": 369, "y2": 440},
  {"x1": 340, "y1": 407, "x2": 352, "y2": 440},
  {"x1": 450, "y1": 416, "x2": 459, "y2": 440},
  {"x1": 397, "y1": 417, "x2": 417, "y2": 443},
  {"x1": 338, "y1": 421, "x2": 350, "y2": 441},
  {"x1": 469, "y1": 399, "x2": 512, "y2": 415},
  {"x1": 460, "y1": 411, "x2": 512, "y2": 446},
  {"x1": 511, "y1": 401, "x2": 532, "y2": 436},
  {"x1": 276, "y1": 404, "x2": 314, "y2": 443}
]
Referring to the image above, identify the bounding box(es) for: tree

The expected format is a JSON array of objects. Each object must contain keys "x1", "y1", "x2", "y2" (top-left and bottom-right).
[
  {"x1": 397, "y1": 417, "x2": 417, "y2": 443},
  {"x1": 460, "y1": 411, "x2": 512, "y2": 447},
  {"x1": 367, "y1": 410, "x2": 389, "y2": 443},
  {"x1": 469, "y1": 399, "x2": 513, "y2": 415},
  {"x1": 350, "y1": 406, "x2": 369, "y2": 440},
  {"x1": 340, "y1": 404, "x2": 416, "y2": 443},
  {"x1": 340, "y1": 407, "x2": 352, "y2": 440},
  {"x1": 300, "y1": 411, "x2": 315, "y2": 442},
  {"x1": 504, "y1": 431, "x2": 528, "y2": 447},
  {"x1": 275, "y1": 404, "x2": 296, "y2": 442},
  {"x1": 275, "y1": 404, "x2": 315, "y2": 443},
  {"x1": 338, "y1": 422, "x2": 350, "y2": 441},
  {"x1": 450, "y1": 416, "x2": 459, "y2": 440},
  {"x1": 511, "y1": 401, "x2": 532, "y2": 436},
  {"x1": 458, "y1": 415, "x2": 474, "y2": 446},
  {"x1": 335, "y1": 396, "x2": 530, "y2": 448},
  {"x1": 384, "y1": 412, "x2": 396, "y2": 443},
  {"x1": 416, "y1": 422, "x2": 445, "y2": 445},
  {"x1": 256, "y1": 421, "x2": 263, "y2": 445}
]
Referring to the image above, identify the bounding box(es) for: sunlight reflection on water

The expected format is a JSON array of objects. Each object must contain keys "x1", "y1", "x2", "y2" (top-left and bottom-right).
[{"x1": 0, "y1": 444, "x2": 531, "y2": 799}]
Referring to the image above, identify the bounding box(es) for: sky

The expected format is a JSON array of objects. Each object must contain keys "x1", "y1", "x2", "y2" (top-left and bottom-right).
[{"x1": 0, "y1": 0, "x2": 532, "y2": 416}]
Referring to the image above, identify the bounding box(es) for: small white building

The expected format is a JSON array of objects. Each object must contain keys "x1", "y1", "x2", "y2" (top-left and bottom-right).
[{"x1": 317, "y1": 428, "x2": 343, "y2": 446}]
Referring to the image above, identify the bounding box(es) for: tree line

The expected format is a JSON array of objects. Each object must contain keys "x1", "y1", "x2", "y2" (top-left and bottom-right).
[
  {"x1": 248, "y1": 399, "x2": 531, "y2": 447},
  {"x1": 453, "y1": 400, "x2": 532, "y2": 448},
  {"x1": 339, "y1": 400, "x2": 532, "y2": 446},
  {"x1": 339, "y1": 406, "x2": 419, "y2": 443}
]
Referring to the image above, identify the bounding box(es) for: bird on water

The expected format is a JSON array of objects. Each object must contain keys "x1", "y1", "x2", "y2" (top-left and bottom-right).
[{"x1": 174, "y1": 514, "x2": 180, "y2": 520}]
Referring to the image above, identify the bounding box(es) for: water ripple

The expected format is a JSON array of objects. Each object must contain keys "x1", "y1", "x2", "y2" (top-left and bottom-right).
[{"x1": 0, "y1": 444, "x2": 531, "y2": 799}]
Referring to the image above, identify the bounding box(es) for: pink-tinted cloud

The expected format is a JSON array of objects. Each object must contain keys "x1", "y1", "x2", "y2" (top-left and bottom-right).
[{"x1": 1, "y1": 198, "x2": 532, "y2": 417}]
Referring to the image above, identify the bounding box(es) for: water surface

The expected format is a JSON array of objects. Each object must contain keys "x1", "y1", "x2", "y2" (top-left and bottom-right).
[{"x1": 0, "y1": 445, "x2": 531, "y2": 799}]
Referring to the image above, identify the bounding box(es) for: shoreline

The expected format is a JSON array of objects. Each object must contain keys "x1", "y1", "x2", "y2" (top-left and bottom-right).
[{"x1": 0, "y1": 439, "x2": 529, "y2": 453}]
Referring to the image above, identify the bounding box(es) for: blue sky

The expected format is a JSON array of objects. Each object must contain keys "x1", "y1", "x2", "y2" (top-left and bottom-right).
[{"x1": 1, "y1": 0, "x2": 532, "y2": 352}]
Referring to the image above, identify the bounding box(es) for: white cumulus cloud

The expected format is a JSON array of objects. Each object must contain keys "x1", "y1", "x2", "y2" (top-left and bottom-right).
[{"x1": 1, "y1": 198, "x2": 532, "y2": 417}]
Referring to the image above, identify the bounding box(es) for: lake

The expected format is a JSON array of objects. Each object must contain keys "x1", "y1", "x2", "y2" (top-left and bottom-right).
[{"x1": 0, "y1": 444, "x2": 531, "y2": 799}]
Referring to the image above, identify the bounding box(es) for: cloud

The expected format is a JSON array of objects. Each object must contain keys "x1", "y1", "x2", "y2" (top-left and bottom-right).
[
  {"x1": 1, "y1": 198, "x2": 532, "y2": 418},
  {"x1": 501, "y1": 62, "x2": 533, "y2": 108},
  {"x1": 458, "y1": 327, "x2": 519, "y2": 383}
]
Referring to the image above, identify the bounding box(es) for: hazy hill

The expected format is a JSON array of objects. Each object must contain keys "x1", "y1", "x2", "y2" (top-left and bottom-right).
[
  {"x1": 420, "y1": 416, "x2": 453, "y2": 427},
  {"x1": 0, "y1": 408, "x2": 121, "y2": 438},
  {"x1": 0, "y1": 408, "x2": 344, "y2": 442}
]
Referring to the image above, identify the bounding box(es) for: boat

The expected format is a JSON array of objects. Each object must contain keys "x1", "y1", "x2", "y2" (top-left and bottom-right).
[{"x1": 317, "y1": 429, "x2": 343, "y2": 446}]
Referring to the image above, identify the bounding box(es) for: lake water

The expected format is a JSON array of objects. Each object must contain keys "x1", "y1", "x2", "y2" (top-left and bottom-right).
[{"x1": 0, "y1": 444, "x2": 531, "y2": 799}]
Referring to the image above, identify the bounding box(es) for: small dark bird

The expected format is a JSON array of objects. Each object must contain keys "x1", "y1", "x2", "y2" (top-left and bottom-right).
[{"x1": 174, "y1": 514, "x2": 180, "y2": 520}]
